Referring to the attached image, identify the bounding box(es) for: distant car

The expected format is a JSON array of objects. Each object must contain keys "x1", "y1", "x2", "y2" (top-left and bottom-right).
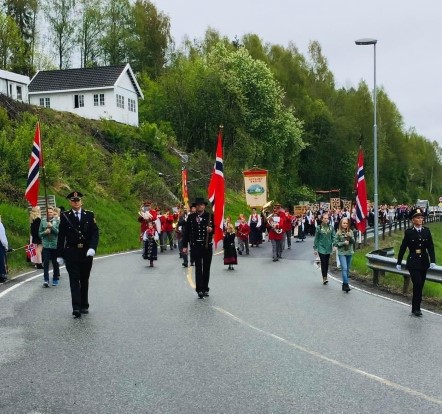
[{"x1": 247, "y1": 184, "x2": 265, "y2": 195}]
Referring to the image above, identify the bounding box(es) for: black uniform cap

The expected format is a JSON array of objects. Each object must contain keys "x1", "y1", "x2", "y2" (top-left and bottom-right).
[{"x1": 66, "y1": 191, "x2": 83, "y2": 200}]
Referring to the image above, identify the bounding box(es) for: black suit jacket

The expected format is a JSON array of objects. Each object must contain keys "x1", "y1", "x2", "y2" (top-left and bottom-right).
[
  {"x1": 182, "y1": 211, "x2": 213, "y2": 247},
  {"x1": 57, "y1": 209, "x2": 99, "y2": 262},
  {"x1": 397, "y1": 226, "x2": 435, "y2": 270}
]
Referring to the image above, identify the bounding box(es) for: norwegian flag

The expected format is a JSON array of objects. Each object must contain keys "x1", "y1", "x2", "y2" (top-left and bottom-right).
[
  {"x1": 208, "y1": 130, "x2": 225, "y2": 248},
  {"x1": 355, "y1": 148, "x2": 368, "y2": 233},
  {"x1": 25, "y1": 243, "x2": 37, "y2": 260},
  {"x1": 25, "y1": 123, "x2": 43, "y2": 206}
]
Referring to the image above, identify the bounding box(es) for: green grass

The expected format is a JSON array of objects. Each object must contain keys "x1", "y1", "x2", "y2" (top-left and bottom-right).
[{"x1": 351, "y1": 222, "x2": 442, "y2": 303}]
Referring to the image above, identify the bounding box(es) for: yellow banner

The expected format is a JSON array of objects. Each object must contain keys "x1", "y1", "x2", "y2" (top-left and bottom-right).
[{"x1": 243, "y1": 169, "x2": 268, "y2": 208}]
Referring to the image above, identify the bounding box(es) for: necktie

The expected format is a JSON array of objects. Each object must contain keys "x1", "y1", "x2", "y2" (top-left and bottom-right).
[{"x1": 75, "y1": 212, "x2": 80, "y2": 222}]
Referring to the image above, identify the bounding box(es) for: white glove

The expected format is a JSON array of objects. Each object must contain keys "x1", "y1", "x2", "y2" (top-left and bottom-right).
[
  {"x1": 430, "y1": 263, "x2": 436, "y2": 269},
  {"x1": 396, "y1": 264, "x2": 402, "y2": 271},
  {"x1": 86, "y1": 248, "x2": 95, "y2": 257},
  {"x1": 56, "y1": 257, "x2": 64, "y2": 265}
]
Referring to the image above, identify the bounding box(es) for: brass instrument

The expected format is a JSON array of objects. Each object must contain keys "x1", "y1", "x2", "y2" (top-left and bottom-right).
[
  {"x1": 262, "y1": 200, "x2": 274, "y2": 221},
  {"x1": 139, "y1": 205, "x2": 153, "y2": 221}
]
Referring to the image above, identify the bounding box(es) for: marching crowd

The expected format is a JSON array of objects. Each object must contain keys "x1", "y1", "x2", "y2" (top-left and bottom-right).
[{"x1": 0, "y1": 197, "x2": 435, "y2": 318}]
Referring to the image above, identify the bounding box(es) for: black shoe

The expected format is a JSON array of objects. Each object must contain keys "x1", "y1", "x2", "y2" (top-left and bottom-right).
[
  {"x1": 198, "y1": 291, "x2": 204, "y2": 299},
  {"x1": 323, "y1": 279, "x2": 328, "y2": 285},
  {"x1": 0, "y1": 275, "x2": 7, "y2": 283},
  {"x1": 80, "y1": 308, "x2": 89, "y2": 314},
  {"x1": 182, "y1": 263, "x2": 188, "y2": 267},
  {"x1": 190, "y1": 262, "x2": 194, "y2": 266},
  {"x1": 72, "y1": 310, "x2": 81, "y2": 318},
  {"x1": 412, "y1": 310, "x2": 423, "y2": 317},
  {"x1": 272, "y1": 258, "x2": 277, "y2": 262},
  {"x1": 246, "y1": 251, "x2": 249, "y2": 255},
  {"x1": 203, "y1": 291, "x2": 209, "y2": 297},
  {"x1": 36, "y1": 264, "x2": 44, "y2": 269},
  {"x1": 343, "y1": 283, "x2": 351, "y2": 292}
]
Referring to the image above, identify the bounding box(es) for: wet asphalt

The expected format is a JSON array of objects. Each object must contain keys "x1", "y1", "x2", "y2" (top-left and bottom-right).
[{"x1": 0, "y1": 237, "x2": 442, "y2": 413}]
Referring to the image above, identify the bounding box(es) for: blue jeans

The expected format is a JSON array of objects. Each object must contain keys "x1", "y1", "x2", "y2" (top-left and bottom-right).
[
  {"x1": 42, "y1": 248, "x2": 60, "y2": 282},
  {"x1": 338, "y1": 254, "x2": 353, "y2": 284}
]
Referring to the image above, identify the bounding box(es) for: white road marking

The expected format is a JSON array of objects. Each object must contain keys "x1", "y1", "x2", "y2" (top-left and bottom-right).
[{"x1": 212, "y1": 305, "x2": 442, "y2": 406}]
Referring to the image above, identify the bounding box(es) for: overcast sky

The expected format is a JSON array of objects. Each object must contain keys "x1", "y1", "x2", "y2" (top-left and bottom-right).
[{"x1": 154, "y1": 0, "x2": 441, "y2": 145}]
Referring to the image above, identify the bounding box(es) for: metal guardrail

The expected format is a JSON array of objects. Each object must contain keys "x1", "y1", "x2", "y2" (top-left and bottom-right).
[
  {"x1": 357, "y1": 212, "x2": 442, "y2": 248},
  {"x1": 366, "y1": 248, "x2": 442, "y2": 293}
]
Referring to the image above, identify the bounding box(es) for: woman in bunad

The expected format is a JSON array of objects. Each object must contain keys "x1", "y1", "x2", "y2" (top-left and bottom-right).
[
  {"x1": 142, "y1": 221, "x2": 159, "y2": 267},
  {"x1": 267, "y1": 213, "x2": 284, "y2": 262},
  {"x1": 223, "y1": 223, "x2": 238, "y2": 270},
  {"x1": 248, "y1": 208, "x2": 262, "y2": 247},
  {"x1": 295, "y1": 216, "x2": 306, "y2": 242}
]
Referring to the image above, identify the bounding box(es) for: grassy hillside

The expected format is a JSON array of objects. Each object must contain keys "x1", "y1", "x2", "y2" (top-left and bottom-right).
[{"x1": 0, "y1": 95, "x2": 250, "y2": 275}]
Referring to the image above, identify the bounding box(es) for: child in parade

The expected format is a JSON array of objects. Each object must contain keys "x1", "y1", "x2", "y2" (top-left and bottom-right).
[
  {"x1": 236, "y1": 215, "x2": 250, "y2": 255},
  {"x1": 223, "y1": 223, "x2": 238, "y2": 270},
  {"x1": 142, "y1": 221, "x2": 159, "y2": 267},
  {"x1": 333, "y1": 217, "x2": 355, "y2": 292}
]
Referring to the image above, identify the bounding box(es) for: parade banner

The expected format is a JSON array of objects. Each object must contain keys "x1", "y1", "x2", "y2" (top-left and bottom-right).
[
  {"x1": 181, "y1": 168, "x2": 189, "y2": 208},
  {"x1": 243, "y1": 168, "x2": 268, "y2": 207},
  {"x1": 330, "y1": 197, "x2": 341, "y2": 210},
  {"x1": 342, "y1": 199, "x2": 352, "y2": 211}
]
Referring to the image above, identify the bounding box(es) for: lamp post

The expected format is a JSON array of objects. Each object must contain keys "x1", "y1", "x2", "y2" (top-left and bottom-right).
[{"x1": 355, "y1": 38, "x2": 378, "y2": 250}]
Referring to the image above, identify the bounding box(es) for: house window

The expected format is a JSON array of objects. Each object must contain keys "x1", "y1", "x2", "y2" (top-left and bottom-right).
[
  {"x1": 128, "y1": 98, "x2": 136, "y2": 112},
  {"x1": 116, "y1": 94, "x2": 124, "y2": 109},
  {"x1": 39, "y1": 97, "x2": 50, "y2": 108},
  {"x1": 74, "y1": 94, "x2": 84, "y2": 108},
  {"x1": 17, "y1": 86, "x2": 22, "y2": 100},
  {"x1": 94, "y1": 93, "x2": 105, "y2": 106}
]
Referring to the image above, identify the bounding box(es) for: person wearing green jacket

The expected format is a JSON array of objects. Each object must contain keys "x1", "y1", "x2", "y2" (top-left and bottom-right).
[
  {"x1": 333, "y1": 217, "x2": 355, "y2": 292},
  {"x1": 39, "y1": 207, "x2": 60, "y2": 287},
  {"x1": 313, "y1": 212, "x2": 335, "y2": 285}
]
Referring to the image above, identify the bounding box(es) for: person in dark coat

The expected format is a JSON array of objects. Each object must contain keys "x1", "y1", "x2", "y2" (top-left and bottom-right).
[
  {"x1": 182, "y1": 197, "x2": 213, "y2": 298},
  {"x1": 396, "y1": 208, "x2": 436, "y2": 317},
  {"x1": 56, "y1": 191, "x2": 99, "y2": 318},
  {"x1": 223, "y1": 223, "x2": 238, "y2": 270}
]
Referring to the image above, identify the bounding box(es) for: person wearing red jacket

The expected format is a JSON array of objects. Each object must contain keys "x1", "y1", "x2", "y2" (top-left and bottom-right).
[
  {"x1": 267, "y1": 212, "x2": 284, "y2": 261},
  {"x1": 137, "y1": 201, "x2": 157, "y2": 241},
  {"x1": 160, "y1": 208, "x2": 175, "y2": 251},
  {"x1": 283, "y1": 208, "x2": 293, "y2": 250},
  {"x1": 236, "y1": 216, "x2": 250, "y2": 255}
]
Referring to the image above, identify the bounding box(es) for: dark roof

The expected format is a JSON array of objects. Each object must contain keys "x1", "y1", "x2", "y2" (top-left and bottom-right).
[{"x1": 29, "y1": 64, "x2": 142, "y2": 97}]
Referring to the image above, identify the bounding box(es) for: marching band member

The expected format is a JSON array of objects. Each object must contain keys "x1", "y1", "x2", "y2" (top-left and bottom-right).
[
  {"x1": 160, "y1": 208, "x2": 175, "y2": 251},
  {"x1": 137, "y1": 201, "x2": 156, "y2": 241},
  {"x1": 283, "y1": 208, "x2": 293, "y2": 250},
  {"x1": 236, "y1": 215, "x2": 250, "y2": 255},
  {"x1": 267, "y1": 212, "x2": 284, "y2": 261}
]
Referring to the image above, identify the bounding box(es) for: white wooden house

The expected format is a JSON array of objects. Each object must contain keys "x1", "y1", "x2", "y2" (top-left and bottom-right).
[
  {"x1": 0, "y1": 69, "x2": 30, "y2": 102},
  {"x1": 28, "y1": 64, "x2": 144, "y2": 127}
]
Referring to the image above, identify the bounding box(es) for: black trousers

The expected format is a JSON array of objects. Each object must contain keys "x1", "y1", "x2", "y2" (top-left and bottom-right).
[
  {"x1": 318, "y1": 253, "x2": 331, "y2": 278},
  {"x1": 65, "y1": 260, "x2": 93, "y2": 311},
  {"x1": 192, "y1": 243, "x2": 213, "y2": 292},
  {"x1": 409, "y1": 268, "x2": 427, "y2": 312}
]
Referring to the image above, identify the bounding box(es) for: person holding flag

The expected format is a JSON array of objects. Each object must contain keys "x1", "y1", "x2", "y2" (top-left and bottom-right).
[
  {"x1": 182, "y1": 128, "x2": 224, "y2": 298},
  {"x1": 182, "y1": 197, "x2": 214, "y2": 298},
  {"x1": 355, "y1": 147, "x2": 368, "y2": 235}
]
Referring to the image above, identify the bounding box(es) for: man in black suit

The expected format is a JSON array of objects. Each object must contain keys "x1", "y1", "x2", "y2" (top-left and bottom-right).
[
  {"x1": 57, "y1": 191, "x2": 99, "y2": 318},
  {"x1": 182, "y1": 197, "x2": 213, "y2": 298},
  {"x1": 396, "y1": 208, "x2": 436, "y2": 317}
]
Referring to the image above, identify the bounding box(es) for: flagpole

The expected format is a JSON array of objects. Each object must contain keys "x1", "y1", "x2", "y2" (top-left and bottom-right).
[
  {"x1": 206, "y1": 125, "x2": 223, "y2": 248},
  {"x1": 38, "y1": 122, "x2": 50, "y2": 220}
]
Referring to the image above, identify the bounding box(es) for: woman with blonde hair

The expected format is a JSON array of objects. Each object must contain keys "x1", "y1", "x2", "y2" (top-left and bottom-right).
[
  {"x1": 333, "y1": 217, "x2": 355, "y2": 292},
  {"x1": 30, "y1": 206, "x2": 43, "y2": 269}
]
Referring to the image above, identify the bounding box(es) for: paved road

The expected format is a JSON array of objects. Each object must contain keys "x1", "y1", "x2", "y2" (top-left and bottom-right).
[{"x1": 1, "y1": 237, "x2": 441, "y2": 413}]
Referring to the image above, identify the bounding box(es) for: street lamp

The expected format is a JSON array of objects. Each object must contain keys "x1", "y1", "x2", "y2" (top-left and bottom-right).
[{"x1": 355, "y1": 38, "x2": 378, "y2": 250}]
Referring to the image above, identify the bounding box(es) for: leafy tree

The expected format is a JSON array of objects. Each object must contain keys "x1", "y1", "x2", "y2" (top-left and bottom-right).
[
  {"x1": 100, "y1": 0, "x2": 131, "y2": 65},
  {"x1": 43, "y1": 0, "x2": 78, "y2": 69},
  {"x1": 0, "y1": 11, "x2": 25, "y2": 70},
  {"x1": 3, "y1": 0, "x2": 38, "y2": 74},
  {"x1": 77, "y1": 0, "x2": 103, "y2": 67},
  {"x1": 129, "y1": 0, "x2": 171, "y2": 77}
]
